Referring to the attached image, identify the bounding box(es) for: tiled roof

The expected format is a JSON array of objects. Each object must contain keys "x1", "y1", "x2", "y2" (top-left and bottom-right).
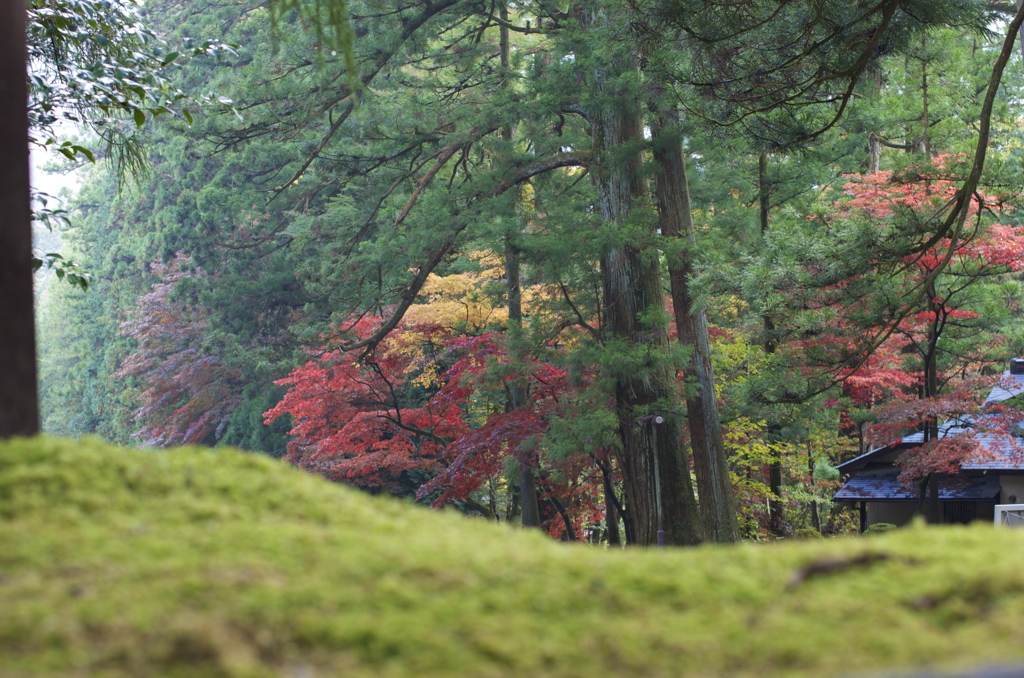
[
  {"x1": 961, "y1": 430, "x2": 1024, "y2": 472},
  {"x1": 836, "y1": 419, "x2": 972, "y2": 473},
  {"x1": 839, "y1": 373, "x2": 1024, "y2": 474},
  {"x1": 834, "y1": 469, "x2": 1001, "y2": 502},
  {"x1": 985, "y1": 373, "x2": 1024, "y2": 405}
]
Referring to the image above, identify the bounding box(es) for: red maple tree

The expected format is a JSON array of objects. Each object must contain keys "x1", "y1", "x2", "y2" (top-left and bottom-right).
[
  {"x1": 265, "y1": 319, "x2": 607, "y2": 538},
  {"x1": 795, "y1": 157, "x2": 1024, "y2": 484}
]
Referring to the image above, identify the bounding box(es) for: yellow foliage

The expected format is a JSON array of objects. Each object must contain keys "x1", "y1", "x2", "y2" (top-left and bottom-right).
[
  {"x1": 710, "y1": 327, "x2": 766, "y2": 398},
  {"x1": 391, "y1": 250, "x2": 565, "y2": 388},
  {"x1": 404, "y1": 271, "x2": 508, "y2": 332},
  {"x1": 396, "y1": 252, "x2": 508, "y2": 389}
]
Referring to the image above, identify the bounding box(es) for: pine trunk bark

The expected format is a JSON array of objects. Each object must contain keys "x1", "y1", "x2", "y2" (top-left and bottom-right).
[
  {"x1": 650, "y1": 110, "x2": 739, "y2": 543},
  {"x1": 585, "y1": 7, "x2": 702, "y2": 546},
  {"x1": 0, "y1": 2, "x2": 39, "y2": 438}
]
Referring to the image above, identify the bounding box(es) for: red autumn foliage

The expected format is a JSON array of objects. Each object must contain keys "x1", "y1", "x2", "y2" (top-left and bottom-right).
[
  {"x1": 795, "y1": 158, "x2": 1024, "y2": 479},
  {"x1": 801, "y1": 156, "x2": 1024, "y2": 372},
  {"x1": 263, "y1": 318, "x2": 458, "y2": 490},
  {"x1": 265, "y1": 318, "x2": 606, "y2": 538},
  {"x1": 866, "y1": 375, "x2": 1024, "y2": 486}
]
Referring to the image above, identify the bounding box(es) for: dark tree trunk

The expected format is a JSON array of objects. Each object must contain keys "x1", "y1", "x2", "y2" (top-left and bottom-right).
[
  {"x1": 1018, "y1": 0, "x2": 1024, "y2": 72},
  {"x1": 508, "y1": 237, "x2": 540, "y2": 528},
  {"x1": 650, "y1": 109, "x2": 738, "y2": 543},
  {"x1": 919, "y1": 41, "x2": 930, "y2": 156},
  {"x1": 918, "y1": 473, "x2": 941, "y2": 524},
  {"x1": 759, "y1": 153, "x2": 785, "y2": 537},
  {"x1": 0, "y1": 1, "x2": 39, "y2": 438},
  {"x1": 584, "y1": 7, "x2": 701, "y2": 546},
  {"x1": 599, "y1": 457, "x2": 622, "y2": 547}
]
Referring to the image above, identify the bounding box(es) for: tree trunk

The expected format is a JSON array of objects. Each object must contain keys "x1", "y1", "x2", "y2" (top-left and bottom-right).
[
  {"x1": 866, "y1": 70, "x2": 883, "y2": 173},
  {"x1": 868, "y1": 133, "x2": 882, "y2": 174},
  {"x1": 499, "y1": 3, "x2": 541, "y2": 529},
  {"x1": 599, "y1": 457, "x2": 622, "y2": 546},
  {"x1": 650, "y1": 109, "x2": 738, "y2": 543},
  {"x1": 508, "y1": 246, "x2": 541, "y2": 529},
  {"x1": 584, "y1": 7, "x2": 701, "y2": 546},
  {"x1": 759, "y1": 152, "x2": 785, "y2": 537},
  {"x1": 0, "y1": 1, "x2": 39, "y2": 438}
]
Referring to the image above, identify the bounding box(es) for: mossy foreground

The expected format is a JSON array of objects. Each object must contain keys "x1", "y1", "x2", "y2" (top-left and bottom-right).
[{"x1": 4, "y1": 439, "x2": 1024, "y2": 678}]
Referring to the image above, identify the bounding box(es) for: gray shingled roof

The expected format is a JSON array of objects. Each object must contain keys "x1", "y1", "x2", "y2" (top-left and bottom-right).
[
  {"x1": 985, "y1": 372, "x2": 1024, "y2": 405},
  {"x1": 961, "y1": 430, "x2": 1024, "y2": 472},
  {"x1": 834, "y1": 469, "x2": 1001, "y2": 502},
  {"x1": 839, "y1": 372, "x2": 1024, "y2": 475},
  {"x1": 836, "y1": 419, "x2": 972, "y2": 473}
]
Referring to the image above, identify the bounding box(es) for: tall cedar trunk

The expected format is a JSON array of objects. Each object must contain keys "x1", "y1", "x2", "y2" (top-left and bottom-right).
[
  {"x1": 0, "y1": 2, "x2": 39, "y2": 438},
  {"x1": 651, "y1": 111, "x2": 738, "y2": 543},
  {"x1": 585, "y1": 8, "x2": 701, "y2": 546},
  {"x1": 759, "y1": 153, "x2": 785, "y2": 536},
  {"x1": 920, "y1": 285, "x2": 942, "y2": 525},
  {"x1": 920, "y1": 285, "x2": 942, "y2": 524},
  {"x1": 499, "y1": 3, "x2": 541, "y2": 529},
  {"x1": 507, "y1": 238, "x2": 541, "y2": 527}
]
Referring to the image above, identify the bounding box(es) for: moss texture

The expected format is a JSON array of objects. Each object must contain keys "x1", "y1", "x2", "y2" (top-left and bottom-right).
[{"x1": 3, "y1": 436, "x2": 1024, "y2": 677}]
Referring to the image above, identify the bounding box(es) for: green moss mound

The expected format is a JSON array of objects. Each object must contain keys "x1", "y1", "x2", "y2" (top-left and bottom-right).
[{"x1": 4, "y1": 437, "x2": 1024, "y2": 677}]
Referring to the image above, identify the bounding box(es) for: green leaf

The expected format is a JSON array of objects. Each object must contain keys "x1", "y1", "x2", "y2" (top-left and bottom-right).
[
  {"x1": 133, "y1": 108, "x2": 146, "y2": 127},
  {"x1": 182, "y1": 109, "x2": 193, "y2": 125},
  {"x1": 72, "y1": 146, "x2": 96, "y2": 163}
]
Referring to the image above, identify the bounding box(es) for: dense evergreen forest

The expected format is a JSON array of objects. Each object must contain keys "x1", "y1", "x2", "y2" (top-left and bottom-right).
[{"x1": 33, "y1": 0, "x2": 1024, "y2": 545}]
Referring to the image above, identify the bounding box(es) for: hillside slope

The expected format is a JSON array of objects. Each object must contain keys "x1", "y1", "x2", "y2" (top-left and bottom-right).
[{"x1": 3, "y1": 437, "x2": 1024, "y2": 677}]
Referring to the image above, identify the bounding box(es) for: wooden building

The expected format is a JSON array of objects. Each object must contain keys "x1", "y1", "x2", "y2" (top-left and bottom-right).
[{"x1": 835, "y1": 362, "x2": 1024, "y2": 531}]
